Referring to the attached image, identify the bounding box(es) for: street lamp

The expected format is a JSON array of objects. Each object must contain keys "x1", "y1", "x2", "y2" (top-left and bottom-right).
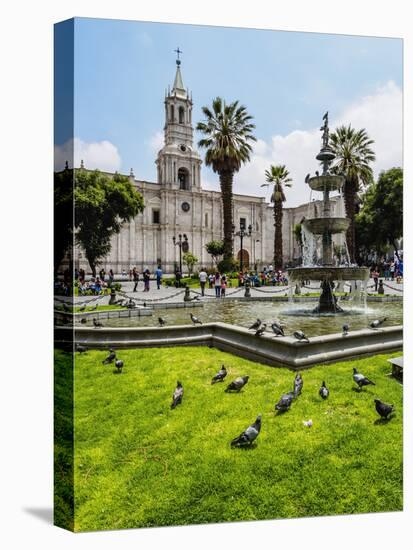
[
  {"x1": 232, "y1": 222, "x2": 252, "y2": 272},
  {"x1": 172, "y1": 233, "x2": 188, "y2": 275}
]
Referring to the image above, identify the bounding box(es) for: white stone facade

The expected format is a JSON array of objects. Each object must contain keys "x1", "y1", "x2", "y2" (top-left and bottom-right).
[{"x1": 74, "y1": 62, "x2": 345, "y2": 274}]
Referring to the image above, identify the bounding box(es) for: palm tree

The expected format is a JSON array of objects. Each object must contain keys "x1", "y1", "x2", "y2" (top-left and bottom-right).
[
  {"x1": 262, "y1": 165, "x2": 292, "y2": 270},
  {"x1": 197, "y1": 97, "x2": 256, "y2": 263},
  {"x1": 329, "y1": 125, "x2": 375, "y2": 263}
]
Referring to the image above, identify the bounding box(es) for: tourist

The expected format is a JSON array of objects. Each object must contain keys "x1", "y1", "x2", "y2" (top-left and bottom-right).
[
  {"x1": 208, "y1": 273, "x2": 214, "y2": 289},
  {"x1": 198, "y1": 267, "x2": 208, "y2": 296},
  {"x1": 155, "y1": 265, "x2": 163, "y2": 290},
  {"x1": 129, "y1": 268, "x2": 133, "y2": 281},
  {"x1": 143, "y1": 269, "x2": 150, "y2": 292},
  {"x1": 221, "y1": 274, "x2": 227, "y2": 298},
  {"x1": 175, "y1": 270, "x2": 182, "y2": 287},
  {"x1": 132, "y1": 267, "x2": 139, "y2": 292},
  {"x1": 108, "y1": 269, "x2": 114, "y2": 286},
  {"x1": 214, "y1": 272, "x2": 221, "y2": 298},
  {"x1": 390, "y1": 261, "x2": 395, "y2": 280},
  {"x1": 371, "y1": 268, "x2": 379, "y2": 292}
]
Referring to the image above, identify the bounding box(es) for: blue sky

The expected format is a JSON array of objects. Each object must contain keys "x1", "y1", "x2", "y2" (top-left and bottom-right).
[{"x1": 55, "y1": 17, "x2": 402, "y2": 206}]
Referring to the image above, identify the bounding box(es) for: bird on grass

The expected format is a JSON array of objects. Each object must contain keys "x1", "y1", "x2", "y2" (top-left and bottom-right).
[
  {"x1": 255, "y1": 324, "x2": 267, "y2": 337},
  {"x1": 319, "y1": 381, "x2": 329, "y2": 399},
  {"x1": 158, "y1": 317, "x2": 166, "y2": 327},
  {"x1": 293, "y1": 330, "x2": 310, "y2": 343},
  {"x1": 76, "y1": 344, "x2": 88, "y2": 353},
  {"x1": 370, "y1": 317, "x2": 387, "y2": 329},
  {"x1": 271, "y1": 323, "x2": 285, "y2": 337},
  {"x1": 231, "y1": 415, "x2": 262, "y2": 447},
  {"x1": 190, "y1": 313, "x2": 202, "y2": 325},
  {"x1": 171, "y1": 381, "x2": 184, "y2": 409},
  {"x1": 374, "y1": 399, "x2": 395, "y2": 419},
  {"x1": 342, "y1": 324, "x2": 349, "y2": 336},
  {"x1": 275, "y1": 391, "x2": 294, "y2": 412},
  {"x1": 303, "y1": 419, "x2": 313, "y2": 428},
  {"x1": 249, "y1": 318, "x2": 261, "y2": 331},
  {"x1": 211, "y1": 365, "x2": 227, "y2": 384},
  {"x1": 353, "y1": 367, "x2": 375, "y2": 390},
  {"x1": 225, "y1": 375, "x2": 249, "y2": 393},
  {"x1": 80, "y1": 317, "x2": 87, "y2": 324},
  {"x1": 114, "y1": 359, "x2": 124, "y2": 374},
  {"x1": 78, "y1": 304, "x2": 86, "y2": 312},
  {"x1": 293, "y1": 373, "x2": 303, "y2": 397},
  {"x1": 93, "y1": 318, "x2": 103, "y2": 328},
  {"x1": 102, "y1": 348, "x2": 116, "y2": 365}
]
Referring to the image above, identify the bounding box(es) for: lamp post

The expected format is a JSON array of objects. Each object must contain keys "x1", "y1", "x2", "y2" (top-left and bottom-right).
[
  {"x1": 232, "y1": 222, "x2": 252, "y2": 272},
  {"x1": 172, "y1": 233, "x2": 188, "y2": 275}
]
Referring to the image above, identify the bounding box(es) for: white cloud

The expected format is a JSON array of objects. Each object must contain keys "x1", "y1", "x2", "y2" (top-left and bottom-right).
[
  {"x1": 203, "y1": 81, "x2": 402, "y2": 208},
  {"x1": 148, "y1": 131, "x2": 164, "y2": 153},
  {"x1": 54, "y1": 138, "x2": 122, "y2": 172}
]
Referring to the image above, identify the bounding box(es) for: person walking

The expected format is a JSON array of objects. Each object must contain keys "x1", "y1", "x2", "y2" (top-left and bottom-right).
[
  {"x1": 220, "y1": 274, "x2": 227, "y2": 298},
  {"x1": 371, "y1": 267, "x2": 379, "y2": 292},
  {"x1": 214, "y1": 272, "x2": 221, "y2": 298},
  {"x1": 208, "y1": 273, "x2": 214, "y2": 289},
  {"x1": 108, "y1": 269, "x2": 114, "y2": 287},
  {"x1": 143, "y1": 269, "x2": 150, "y2": 292},
  {"x1": 132, "y1": 268, "x2": 139, "y2": 292},
  {"x1": 390, "y1": 261, "x2": 395, "y2": 280},
  {"x1": 199, "y1": 267, "x2": 207, "y2": 296},
  {"x1": 155, "y1": 265, "x2": 163, "y2": 290}
]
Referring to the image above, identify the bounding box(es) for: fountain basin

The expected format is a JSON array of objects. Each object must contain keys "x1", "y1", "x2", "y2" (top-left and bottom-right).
[
  {"x1": 303, "y1": 217, "x2": 350, "y2": 235},
  {"x1": 308, "y1": 174, "x2": 344, "y2": 192},
  {"x1": 288, "y1": 266, "x2": 370, "y2": 281}
]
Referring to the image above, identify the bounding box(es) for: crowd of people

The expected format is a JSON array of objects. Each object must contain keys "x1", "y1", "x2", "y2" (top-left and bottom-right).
[{"x1": 370, "y1": 257, "x2": 403, "y2": 291}]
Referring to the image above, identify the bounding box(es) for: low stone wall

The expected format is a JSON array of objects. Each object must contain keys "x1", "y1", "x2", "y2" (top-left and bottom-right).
[{"x1": 55, "y1": 322, "x2": 403, "y2": 370}]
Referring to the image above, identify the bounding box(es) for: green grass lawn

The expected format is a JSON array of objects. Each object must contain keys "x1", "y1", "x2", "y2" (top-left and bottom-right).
[{"x1": 55, "y1": 347, "x2": 403, "y2": 531}]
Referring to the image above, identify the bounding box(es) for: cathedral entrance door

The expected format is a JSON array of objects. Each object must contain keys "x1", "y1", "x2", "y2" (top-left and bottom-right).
[{"x1": 237, "y1": 249, "x2": 250, "y2": 270}]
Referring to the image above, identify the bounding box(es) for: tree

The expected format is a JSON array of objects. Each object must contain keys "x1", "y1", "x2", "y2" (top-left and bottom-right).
[
  {"x1": 183, "y1": 252, "x2": 198, "y2": 275},
  {"x1": 329, "y1": 125, "x2": 375, "y2": 263},
  {"x1": 74, "y1": 170, "x2": 144, "y2": 276},
  {"x1": 355, "y1": 167, "x2": 403, "y2": 262},
  {"x1": 197, "y1": 97, "x2": 256, "y2": 264},
  {"x1": 54, "y1": 165, "x2": 74, "y2": 275},
  {"x1": 205, "y1": 240, "x2": 225, "y2": 265},
  {"x1": 293, "y1": 222, "x2": 303, "y2": 260},
  {"x1": 261, "y1": 164, "x2": 292, "y2": 270}
]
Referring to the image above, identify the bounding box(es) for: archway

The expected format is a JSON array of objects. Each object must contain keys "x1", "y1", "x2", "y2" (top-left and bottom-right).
[
  {"x1": 178, "y1": 167, "x2": 190, "y2": 190},
  {"x1": 237, "y1": 249, "x2": 250, "y2": 270}
]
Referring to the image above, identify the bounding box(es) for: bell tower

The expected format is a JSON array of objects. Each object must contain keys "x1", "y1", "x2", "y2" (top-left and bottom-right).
[{"x1": 156, "y1": 49, "x2": 201, "y2": 191}]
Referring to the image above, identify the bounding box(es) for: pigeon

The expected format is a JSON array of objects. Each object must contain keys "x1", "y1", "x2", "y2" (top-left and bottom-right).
[
  {"x1": 127, "y1": 299, "x2": 136, "y2": 309},
  {"x1": 319, "y1": 380, "x2": 329, "y2": 399},
  {"x1": 293, "y1": 330, "x2": 310, "y2": 343},
  {"x1": 374, "y1": 399, "x2": 395, "y2": 419},
  {"x1": 249, "y1": 318, "x2": 262, "y2": 331},
  {"x1": 78, "y1": 304, "x2": 86, "y2": 312},
  {"x1": 171, "y1": 381, "x2": 184, "y2": 409},
  {"x1": 114, "y1": 359, "x2": 124, "y2": 373},
  {"x1": 102, "y1": 348, "x2": 116, "y2": 365},
  {"x1": 143, "y1": 302, "x2": 147, "y2": 308},
  {"x1": 353, "y1": 367, "x2": 375, "y2": 389},
  {"x1": 225, "y1": 375, "x2": 249, "y2": 392},
  {"x1": 370, "y1": 317, "x2": 387, "y2": 329},
  {"x1": 293, "y1": 373, "x2": 303, "y2": 397},
  {"x1": 275, "y1": 391, "x2": 294, "y2": 412},
  {"x1": 76, "y1": 344, "x2": 88, "y2": 353},
  {"x1": 80, "y1": 317, "x2": 87, "y2": 324},
  {"x1": 342, "y1": 324, "x2": 349, "y2": 336},
  {"x1": 271, "y1": 323, "x2": 285, "y2": 337},
  {"x1": 211, "y1": 365, "x2": 227, "y2": 384},
  {"x1": 190, "y1": 313, "x2": 202, "y2": 325},
  {"x1": 305, "y1": 173, "x2": 310, "y2": 183},
  {"x1": 93, "y1": 318, "x2": 103, "y2": 328},
  {"x1": 255, "y1": 324, "x2": 267, "y2": 337},
  {"x1": 231, "y1": 415, "x2": 262, "y2": 447},
  {"x1": 303, "y1": 419, "x2": 313, "y2": 428},
  {"x1": 315, "y1": 170, "x2": 320, "y2": 177},
  {"x1": 158, "y1": 317, "x2": 166, "y2": 327}
]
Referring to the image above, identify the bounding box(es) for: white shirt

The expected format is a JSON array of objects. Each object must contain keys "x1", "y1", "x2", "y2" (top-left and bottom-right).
[{"x1": 199, "y1": 271, "x2": 207, "y2": 283}]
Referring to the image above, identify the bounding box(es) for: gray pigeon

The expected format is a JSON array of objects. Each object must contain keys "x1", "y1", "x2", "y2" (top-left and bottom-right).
[
  {"x1": 76, "y1": 344, "x2": 88, "y2": 353},
  {"x1": 93, "y1": 318, "x2": 103, "y2": 328},
  {"x1": 255, "y1": 324, "x2": 267, "y2": 337},
  {"x1": 249, "y1": 318, "x2": 261, "y2": 331},
  {"x1": 158, "y1": 317, "x2": 166, "y2": 327},
  {"x1": 293, "y1": 330, "x2": 310, "y2": 343},
  {"x1": 102, "y1": 348, "x2": 116, "y2": 365},
  {"x1": 231, "y1": 415, "x2": 262, "y2": 447},
  {"x1": 319, "y1": 380, "x2": 329, "y2": 399},
  {"x1": 315, "y1": 170, "x2": 320, "y2": 177},
  {"x1": 293, "y1": 373, "x2": 303, "y2": 397},
  {"x1": 370, "y1": 317, "x2": 387, "y2": 329},
  {"x1": 353, "y1": 367, "x2": 375, "y2": 389},
  {"x1": 275, "y1": 391, "x2": 294, "y2": 412},
  {"x1": 225, "y1": 375, "x2": 249, "y2": 392},
  {"x1": 374, "y1": 399, "x2": 394, "y2": 419},
  {"x1": 80, "y1": 317, "x2": 87, "y2": 324},
  {"x1": 211, "y1": 365, "x2": 227, "y2": 384},
  {"x1": 190, "y1": 313, "x2": 202, "y2": 325},
  {"x1": 271, "y1": 323, "x2": 285, "y2": 337},
  {"x1": 342, "y1": 324, "x2": 349, "y2": 336},
  {"x1": 171, "y1": 381, "x2": 184, "y2": 409},
  {"x1": 114, "y1": 359, "x2": 124, "y2": 373},
  {"x1": 305, "y1": 173, "x2": 310, "y2": 183}
]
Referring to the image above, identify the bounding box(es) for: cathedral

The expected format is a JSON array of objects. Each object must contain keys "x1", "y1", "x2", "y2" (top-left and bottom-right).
[{"x1": 74, "y1": 58, "x2": 345, "y2": 274}]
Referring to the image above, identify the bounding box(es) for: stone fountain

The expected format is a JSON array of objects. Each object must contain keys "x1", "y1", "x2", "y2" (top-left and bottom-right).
[{"x1": 288, "y1": 112, "x2": 369, "y2": 313}]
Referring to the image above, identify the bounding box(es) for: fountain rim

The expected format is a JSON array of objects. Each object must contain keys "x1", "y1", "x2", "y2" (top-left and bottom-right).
[{"x1": 287, "y1": 266, "x2": 370, "y2": 281}]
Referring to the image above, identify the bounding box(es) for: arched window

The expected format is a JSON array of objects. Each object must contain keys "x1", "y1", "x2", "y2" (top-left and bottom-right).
[
  {"x1": 179, "y1": 106, "x2": 185, "y2": 124},
  {"x1": 170, "y1": 105, "x2": 175, "y2": 122},
  {"x1": 178, "y1": 167, "x2": 189, "y2": 190}
]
